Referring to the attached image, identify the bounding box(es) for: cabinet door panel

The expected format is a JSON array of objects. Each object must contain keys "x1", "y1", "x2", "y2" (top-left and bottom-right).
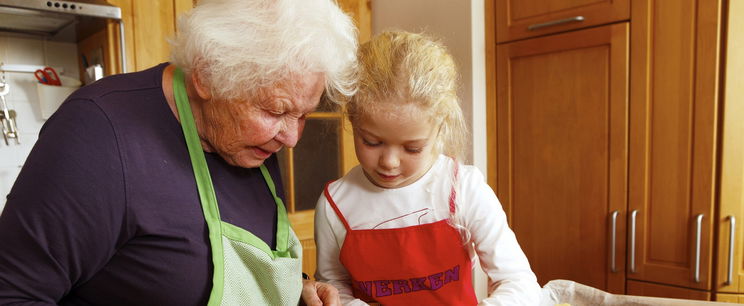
[
  {"x1": 495, "y1": 0, "x2": 629, "y2": 43},
  {"x1": 716, "y1": 0, "x2": 744, "y2": 295},
  {"x1": 717, "y1": 293, "x2": 744, "y2": 303},
  {"x1": 627, "y1": 280, "x2": 710, "y2": 301},
  {"x1": 627, "y1": 0, "x2": 722, "y2": 290},
  {"x1": 496, "y1": 23, "x2": 628, "y2": 293}
]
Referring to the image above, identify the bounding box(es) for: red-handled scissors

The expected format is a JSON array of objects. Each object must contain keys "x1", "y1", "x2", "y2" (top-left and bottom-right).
[{"x1": 34, "y1": 67, "x2": 61, "y2": 86}]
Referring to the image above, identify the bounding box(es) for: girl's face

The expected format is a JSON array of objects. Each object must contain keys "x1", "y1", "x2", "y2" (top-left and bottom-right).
[{"x1": 353, "y1": 102, "x2": 439, "y2": 189}]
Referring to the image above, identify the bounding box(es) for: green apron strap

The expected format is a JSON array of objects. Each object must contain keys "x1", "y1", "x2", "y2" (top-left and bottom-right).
[
  {"x1": 172, "y1": 68, "x2": 225, "y2": 305},
  {"x1": 172, "y1": 67, "x2": 294, "y2": 304},
  {"x1": 259, "y1": 166, "x2": 290, "y2": 255}
]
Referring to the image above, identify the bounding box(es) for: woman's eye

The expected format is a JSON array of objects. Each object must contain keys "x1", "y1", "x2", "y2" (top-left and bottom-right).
[{"x1": 267, "y1": 109, "x2": 285, "y2": 117}]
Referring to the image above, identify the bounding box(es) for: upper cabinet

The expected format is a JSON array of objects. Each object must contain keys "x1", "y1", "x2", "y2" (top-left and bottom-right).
[
  {"x1": 495, "y1": 0, "x2": 629, "y2": 43},
  {"x1": 114, "y1": 0, "x2": 196, "y2": 72},
  {"x1": 79, "y1": 0, "x2": 193, "y2": 77}
]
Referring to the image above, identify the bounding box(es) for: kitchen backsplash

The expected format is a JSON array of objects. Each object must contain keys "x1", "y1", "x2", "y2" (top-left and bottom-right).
[{"x1": 0, "y1": 34, "x2": 80, "y2": 212}]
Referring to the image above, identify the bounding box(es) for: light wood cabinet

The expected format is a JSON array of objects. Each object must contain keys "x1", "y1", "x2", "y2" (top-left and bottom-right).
[
  {"x1": 115, "y1": 0, "x2": 195, "y2": 72},
  {"x1": 495, "y1": 0, "x2": 628, "y2": 43},
  {"x1": 627, "y1": 280, "x2": 710, "y2": 301},
  {"x1": 715, "y1": 0, "x2": 744, "y2": 299},
  {"x1": 717, "y1": 293, "x2": 744, "y2": 303},
  {"x1": 489, "y1": 0, "x2": 739, "y2": 300},
  {"x1": 625, "y1": 0, "x2": 722, "y2": 291},
  {"x1": 495, "y1": 23, "x2": 628, "y2": 293},
  {"x1": 79, "y1": 0, "x2": 191, "y2": 76}
]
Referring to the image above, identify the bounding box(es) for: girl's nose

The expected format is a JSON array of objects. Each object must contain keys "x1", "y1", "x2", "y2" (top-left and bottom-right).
[{"x1": 379, "y1": 149, "x2": 400, "y2": 170}]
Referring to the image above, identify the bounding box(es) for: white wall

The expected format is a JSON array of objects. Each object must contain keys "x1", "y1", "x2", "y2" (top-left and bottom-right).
[
  {"x1": 0, "y1": 35, "x2": 80, "y2": 212},
  {"x1": 371, "y1": 0, "x2": 489, "y2": 299}
]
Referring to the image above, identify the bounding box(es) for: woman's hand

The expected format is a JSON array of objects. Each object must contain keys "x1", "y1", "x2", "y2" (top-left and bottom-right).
[{"x1": 300, "y1": 279, "x2": 341, "y2": 306}]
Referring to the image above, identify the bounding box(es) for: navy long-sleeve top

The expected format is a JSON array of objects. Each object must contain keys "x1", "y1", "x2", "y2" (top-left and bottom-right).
[{"x1": 0, "y1": 63, "x2": 284, "y2": 305}]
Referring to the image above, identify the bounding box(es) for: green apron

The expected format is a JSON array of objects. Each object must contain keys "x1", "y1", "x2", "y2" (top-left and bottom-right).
[{"x1": 172, "y1": 68, "x2": 303, "y2": 305}]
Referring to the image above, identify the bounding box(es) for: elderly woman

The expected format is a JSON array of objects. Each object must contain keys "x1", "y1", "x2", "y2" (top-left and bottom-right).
[{"x1": 0, "y1": 0, "x2": 356, "y2": 305}]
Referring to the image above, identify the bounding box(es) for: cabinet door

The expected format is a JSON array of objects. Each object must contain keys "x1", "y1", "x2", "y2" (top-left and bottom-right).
[
  {"x1": 717, "y1": 293, "x2": 744, "y2": 303},
  {"x1": 627, "y1": 280, "x2": 710, "y2": 301},
  {"x1": 104, "y1": 0, "x2": 183, "y2": 74},
  {"x1": 627, "y1": 0, "x2": 722, "y2": 290},
  {"x1": 716, "y1": 0, "x2": 744, "y2": 295},
  {"x1": 495, "y1": 0, "x2": 629, "y2": 43},
  {"x1": 496, "y1": 23, "x2": 628, "y2": 293}
]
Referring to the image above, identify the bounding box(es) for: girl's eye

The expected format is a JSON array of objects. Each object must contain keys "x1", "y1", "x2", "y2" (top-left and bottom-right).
[
  {"x1": 362, "y1": 139, "x2": 380, "y2": 147},
  {"x1": 406, "y1": 147, "x2": 423, "y2": 154}
]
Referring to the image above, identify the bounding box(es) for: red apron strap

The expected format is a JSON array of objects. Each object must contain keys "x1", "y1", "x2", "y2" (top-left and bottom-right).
[
  {"x1": 448, "y1": 159, "x2": 459, "y2": 214},
  {"x1": 323, "y1": 181, "x2": 352, "y2": 231}
]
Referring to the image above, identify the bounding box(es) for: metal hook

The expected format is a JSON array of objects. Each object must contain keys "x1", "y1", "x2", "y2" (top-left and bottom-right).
[{"x1": 0, "y1": 62, "x2": 6, "y2": 85}]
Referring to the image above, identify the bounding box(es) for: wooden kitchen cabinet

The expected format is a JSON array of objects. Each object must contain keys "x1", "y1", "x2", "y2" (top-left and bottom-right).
[
  {"x1": 79, "y1": 0, "x2": 192, "y2": 77},
  {"x1": 488, "y1": 0, "x2": 739, "y2": 301},
  {"x1": 715, "y1": 0, "x2": 744, "y2": 299},
  {"x1": 495, "y1": 0, "x2": 629, "y2": 43},
  {"x1": 718, "y1": 294, "x2": 744, "y2": 303},
  {"x1": 103, "y1": 0, "x2": 189, "y2": 73},
  {"x1": 627, "y1": 280, "x2": 710, "y2": 301},
  {"x1": 625, "y1": 0, "x2": 722, "y2": 291},
  {"x1": 495, "y1": 23, "x2": 629, "y2": 293}
]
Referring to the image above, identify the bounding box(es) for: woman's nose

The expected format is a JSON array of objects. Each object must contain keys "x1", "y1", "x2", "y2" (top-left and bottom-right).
[{"x1": 275, "y1": 118, "x2": 304, "y2": 148}]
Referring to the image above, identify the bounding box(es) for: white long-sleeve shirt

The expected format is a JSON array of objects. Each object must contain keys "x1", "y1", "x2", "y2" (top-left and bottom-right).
[{"x1": 314, "y1": 155, "x2": 541, "y2": 305}]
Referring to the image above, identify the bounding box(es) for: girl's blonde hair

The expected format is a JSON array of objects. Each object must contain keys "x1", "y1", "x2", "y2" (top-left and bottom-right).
[
  {"x1": 346, "y1": 31, "x2": 468, "y2": 160},
  {"x1": 170, "y1": 0, "x2": 357, "y2": 103}
]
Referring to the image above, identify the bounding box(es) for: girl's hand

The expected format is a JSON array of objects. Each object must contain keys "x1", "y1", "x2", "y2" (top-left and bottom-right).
[{"x1": 300, "y1": 279, "x2": 341, "y2": 306}]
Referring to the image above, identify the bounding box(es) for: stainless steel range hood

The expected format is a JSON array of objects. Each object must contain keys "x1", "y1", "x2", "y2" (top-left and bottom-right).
[{"x1": 0, "y1": 0, "x2": 126, "y2": 72}]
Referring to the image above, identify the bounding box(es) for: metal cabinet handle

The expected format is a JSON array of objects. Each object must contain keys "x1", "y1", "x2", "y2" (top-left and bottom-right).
[
  {"x1": 726, "y1": 216, "x2": 736, "y2": 285},
  {"x1": 119, "y1": 20, "x2": 127, "y2": 73},
  {"x1": 694, "y1": 214, "x2": 704, "y2": 283},
  {"x1": 610, "y1": 210, "x2": 619, "y2": 272},
  {"x1": 630, "y1": 210, "x2": 638, "y2": 273},
  {"x1": 527, "y1": 16, "x2": 585, "y2": 31}
]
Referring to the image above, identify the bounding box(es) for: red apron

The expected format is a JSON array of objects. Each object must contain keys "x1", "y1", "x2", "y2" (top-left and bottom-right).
[{"x1": 323, "y1": 168, "x2": 478, "y2": 305}]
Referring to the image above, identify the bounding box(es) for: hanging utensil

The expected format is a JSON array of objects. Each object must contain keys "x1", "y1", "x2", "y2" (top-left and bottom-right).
[{"x1": 0, "y1": 79, "x2": 20, "y2": 145}]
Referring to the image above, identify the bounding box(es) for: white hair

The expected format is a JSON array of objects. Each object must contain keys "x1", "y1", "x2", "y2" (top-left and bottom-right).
[{"x1": 170, "y1": 0, "x2": 358, "y2": 102}]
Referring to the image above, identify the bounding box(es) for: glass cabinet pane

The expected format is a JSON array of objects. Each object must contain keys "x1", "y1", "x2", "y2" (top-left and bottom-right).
[{"x1": 291, "y1": 117, "x2": 342, "y2": 211}]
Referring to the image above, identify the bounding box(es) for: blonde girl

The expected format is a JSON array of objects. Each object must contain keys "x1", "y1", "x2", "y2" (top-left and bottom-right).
[{"x1": 314, "y1": 31, "x2": 541, "y2": 305}]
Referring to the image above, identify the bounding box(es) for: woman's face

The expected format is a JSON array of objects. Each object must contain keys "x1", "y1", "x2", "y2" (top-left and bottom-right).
[{"x1": 198, "y1": 73, "x2": 325, "y2": 168}]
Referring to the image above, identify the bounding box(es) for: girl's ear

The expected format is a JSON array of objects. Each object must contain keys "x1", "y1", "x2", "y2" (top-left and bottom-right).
[{"x1": 190, "y1": 69, "x2": 212, "y2": 101}]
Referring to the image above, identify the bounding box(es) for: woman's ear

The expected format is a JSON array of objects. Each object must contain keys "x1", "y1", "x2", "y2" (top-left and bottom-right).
[{"x1": 190, "y1": 69, "x2": 212, "y2": 101}]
